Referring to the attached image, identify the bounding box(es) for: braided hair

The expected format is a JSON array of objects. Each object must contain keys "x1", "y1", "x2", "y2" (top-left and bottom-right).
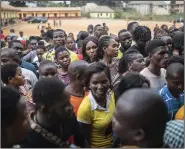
[
  {"x1": 98, "y1": 35, "x2": 114, "y2": 59},
  {"x1": 133, "y1": 26, "x2": 151, "y2": 41}
]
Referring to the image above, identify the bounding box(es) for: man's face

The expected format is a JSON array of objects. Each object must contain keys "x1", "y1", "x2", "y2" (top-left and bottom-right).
[
  {"x1": 150, "y1": 46, "x2": 169, "y2": 68},
  {"x1": 30, "y1": 39, "x2": 37, "y2": 50},
  {"x1": 53, "y1": 31, "x2": 66, "y2": 46},
  {"x1": 1, "y1": 51, "x2": 20, "y2": 66},
  {"x1": 95, "y1": 26, "x2": 104, "y2": 38},
  {"x1": 11, "y1": 42, "x2": 24, "y2": 58},
  {"x1": 119, "y1": 31, "x2": 132, "y2": 50}
]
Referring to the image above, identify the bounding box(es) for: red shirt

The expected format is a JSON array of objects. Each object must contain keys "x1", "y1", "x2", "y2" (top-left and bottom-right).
[{"x1": 1, "y1": 34, "x2": 5, "y2": 40}]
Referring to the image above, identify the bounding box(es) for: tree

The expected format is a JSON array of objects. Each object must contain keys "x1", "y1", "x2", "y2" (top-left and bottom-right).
[
  {"x1": 36, "y1": 1, "x2": 49, "y2": 7},
  {"x1": 9, "y1": 1, "x2": 27, "y2": 7}
]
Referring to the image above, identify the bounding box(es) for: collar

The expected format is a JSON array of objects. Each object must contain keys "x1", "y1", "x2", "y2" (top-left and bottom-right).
[{"x1": 89, "y1": 90, "x2": 111, "y2": 111}]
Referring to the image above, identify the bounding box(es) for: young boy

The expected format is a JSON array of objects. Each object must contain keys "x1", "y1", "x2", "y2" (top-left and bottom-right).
[
  {"x1": 140, "y1": 39, "x2": 168, "y2": 91},
  {"x1": 159, "y1": 63, "x2": 184, "y2": 120},
  {"x1": 65, "y1": 60, "x2": 89, "y2": 116}
]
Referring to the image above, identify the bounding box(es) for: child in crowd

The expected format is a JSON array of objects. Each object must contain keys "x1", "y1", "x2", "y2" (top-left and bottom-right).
[
  {"x1": 55, "y1": 46, "x2": 71, "y2": 85},
  {"x1": 66, "y1": 60, "x2": 89, "y2": 116},
  {"x1": 159, "y1": 63, "x2": 184, "y2": 120},
  {"x1": 1, "y1": 63, "x2": 34, "y2": 114}
]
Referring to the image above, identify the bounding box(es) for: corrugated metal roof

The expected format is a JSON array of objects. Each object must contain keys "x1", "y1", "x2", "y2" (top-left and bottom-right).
[
  {"x1": 129, "y1": 1, "x2": 167, "y2": 5},
  {"x1": 16, "y1": 7, "x2": 81, "y2": 12},
  {"x1": 90, "y1": 6, "x2": 115, "y2": 13},
  {"x1": 1, "y1": 2, "x2": 20, "y2": 11}
]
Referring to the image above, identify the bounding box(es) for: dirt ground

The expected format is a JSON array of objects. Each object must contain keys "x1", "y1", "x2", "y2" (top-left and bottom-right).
[{"x1": 3, "y1": 18, "x2": 180, "y2": 38}]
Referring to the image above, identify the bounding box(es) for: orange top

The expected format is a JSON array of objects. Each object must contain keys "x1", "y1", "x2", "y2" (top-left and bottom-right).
[
  {"x1": 175, "y1": 105, "x2": 184, "y2": 120},
  {"x1": 70, "y1": 92, "x2": 89, "y2": 116}
]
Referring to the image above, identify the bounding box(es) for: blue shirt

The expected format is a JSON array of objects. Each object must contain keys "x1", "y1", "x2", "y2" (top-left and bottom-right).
[
  {"x1": 20, "y1": 60, "x2": 37, "y2": 75},
  {"x1": 158, "y1": 85, "x2": 184, "y2": 120}
]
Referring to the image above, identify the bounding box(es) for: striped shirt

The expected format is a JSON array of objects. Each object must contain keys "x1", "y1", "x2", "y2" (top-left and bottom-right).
[{"x1": 158, "y1": 85, "x2": 184, "y2": 120}]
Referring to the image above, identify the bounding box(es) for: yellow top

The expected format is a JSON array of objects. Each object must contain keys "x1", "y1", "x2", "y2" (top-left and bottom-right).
[
  {"x1": 175, "y1": 105, "x2": 184, "y2": 120},
  {"x1": 116, "y1": 48, "x2": 123, "y2": 59},
  {"x1": 77, "y1": 90, "x2": 115, "y2": 148},
  {"x1": 42, "y1": 48, "x2": 79, "y2": 63}
]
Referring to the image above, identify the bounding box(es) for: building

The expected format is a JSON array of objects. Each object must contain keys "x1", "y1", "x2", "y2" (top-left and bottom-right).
[
  {"x1": 81, "y1": 3, "x2": 99, "y2": 13},
  {"x1": 89, "y1": 6, "x2": 115, "y2": 19},
  {"x1": 1, "y1": 2, "x2": 20, "y2": 20},
  {"x1": 16, "y1": 7, "x2": 81, "y2": 19},
  {"x1": 171, "y1": 1, "x2": 184, "y2": 13},
  {"x1": 128, "y1": 1, "x2": 170, "y2": 15}
]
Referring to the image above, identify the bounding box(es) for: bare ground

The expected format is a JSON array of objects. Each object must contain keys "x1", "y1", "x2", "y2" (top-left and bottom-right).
[{"x1": 3, "y1": 18, "x2": 180, "y2": 38}]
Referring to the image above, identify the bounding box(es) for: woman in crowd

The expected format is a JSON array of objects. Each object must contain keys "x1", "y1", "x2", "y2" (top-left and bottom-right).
[
  {"x1": 82, "y1": 36, "x2": 99, "y2": 63},
  {"x1": 98, "y1": 35, "x2": 119, "y2": 82},
  {"x1": 77, "y1": 62, "x2": 115, "y2": 148},
  {"x1": 55, "y1": 46, "x2": 71, "y2": 85}
]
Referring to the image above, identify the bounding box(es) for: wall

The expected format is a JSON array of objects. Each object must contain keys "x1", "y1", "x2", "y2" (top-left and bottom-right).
[
  {"x1": 153, "y1": 6, "x2": 170, "y2": 15},
  {"x1": 1, "y1": 10, "x2": 18, "y2": 19},
  {"x1": 128, "y1": 4, "x2": 150, "y2": 15},
  {"x1": 18, "y1": 11, "x2": 81, "y2": 19},
  {"x1": 90, "y1": 12, "x2": 115, "y2": 18}
]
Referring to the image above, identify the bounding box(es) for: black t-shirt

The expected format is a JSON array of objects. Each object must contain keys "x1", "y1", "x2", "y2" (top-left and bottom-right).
[
  {"x1": 21, "y1": 114, "x2": 85, "y2": 148},
  {"x1": 125, "y1": 45, "x2": 148, "y2": 57}
]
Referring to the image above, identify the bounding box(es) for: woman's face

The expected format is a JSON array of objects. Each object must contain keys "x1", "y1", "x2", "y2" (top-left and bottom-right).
[
  {"x1": 105, "y1": 39, "x2": 119, "y2": 58},
  {"x1": 56, "y1": 51, "x2": 71, "y2": 68},
  {"x1": 129, "y1": 54, "x2": 145, "y2": 72},
  {"x1": 89, "y1": 71, "x2": 110, "y2": 101},
  {"x1": 86, "y1": 41, "x2": 98, "y2": 61},
  {"x1": 10, "y1": 67, "x2": 25, "y2": 86}
]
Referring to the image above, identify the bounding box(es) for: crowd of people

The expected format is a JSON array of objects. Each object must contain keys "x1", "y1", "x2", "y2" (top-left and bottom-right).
[{"x1": 1, "y1": 21, "x2": 184, "y2": 148}]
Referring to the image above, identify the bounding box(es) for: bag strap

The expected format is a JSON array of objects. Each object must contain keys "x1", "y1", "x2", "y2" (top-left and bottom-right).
[{"x1": 30, "y1": 119, "x2": 69, "y2": 147}]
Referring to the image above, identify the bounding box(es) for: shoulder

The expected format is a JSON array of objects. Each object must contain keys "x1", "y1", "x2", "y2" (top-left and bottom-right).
[
  {"x1": 158, "y1": 85, "x2": 168, "y2": 98},
  {"x1": 140, "y1": 67, "x2": 148, "y2": 75}
]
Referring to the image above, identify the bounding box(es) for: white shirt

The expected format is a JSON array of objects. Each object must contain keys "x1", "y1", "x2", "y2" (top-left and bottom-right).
[
  {"x1": 140, "y1": 67, "x2": 166, "y2": 92},
  {"x1": 21, "y1": 68, "x2": 38, "y2": 90}
]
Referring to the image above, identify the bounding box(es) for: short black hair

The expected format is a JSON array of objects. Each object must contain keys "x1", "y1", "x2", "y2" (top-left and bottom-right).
[
  {"x1": 127, "y1": 22, "x2": 138, "y2": 31},
  {"x1": 133, "y1": 26, "x2": 151, "y2": 41},
  {"x1": 82, "y1": 36, "x2": 99, "y2": 62},
  {"x1": 166, "y1": 63, "x2": 184, "y2": 79},
  {"x1": 88, "y1": 24, "x2": 93, "y2": 29},
  {"x1": 94, "y1": 24, "x2": 102, "y2": 32},
  {"x1": 79, "y1": 31, "x2": 89, "y2": 40},
  {"x1": 77, "y1": 40, "x2": 83, "y2": 49},
  {"x1": 37, "y1": 41, "x2": 44, "y2": 46},
  {"x1": 53, "y1": 29, "x2": 67, "y2": 38},
  {"x1": 2, "y1": 86, "x2": 21, "y2": 128},
  {"x1": 8, "y1": 40, "x2": 22, "y2": 48},
  {"x1": 1, "y1": 63, "x2": 19, "y2": 84},
  {"x1": 39, "y1": 60, "x2": 57, "y2": 73},
  {"x1": 146, "y1": 39, "x2": 166, "y2": 55},
  {"x1": 115, "y1": 72, "x2": 150, "y2": 100},
  {"x1": 68, "y1": 60, "x2": 88, "y2": 80},
  {"x1": 10, "y1": 28, "x2": 15, "y2": 33},
  {"x1": 36, "y1": 45, "x2": 46, "y2": 51},
  {"x1": 118, "y1": 29, "x2": 128, "y2": 37},
  {"x1": 32, "y1": 78, "x2": 66, "y2": 109},
  {"x1": 98, "y1": 35, "x2": 114, "y2": 59},
  {"x1": 168, "y1": 56, "x2": 184, "y2": 66},
  {"x1": 84, "y1": 62, "x2": 111, "y2": 89},
  {"x1": 55, "y1": 46, "x2": 69, "y2": 59},
  {"x1": 118, "y1": 88, "x2": 168, "y2": 141},
  {"x1": 172, "y1": 32, "x2": 184, "y2": 54},
  {"x1": 46, "y1": 29, "x2": 54, "y2": 40}
]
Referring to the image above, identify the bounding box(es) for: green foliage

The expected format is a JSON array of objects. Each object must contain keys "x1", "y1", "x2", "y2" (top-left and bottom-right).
[
  {"x1": 115, "y1": 11, "x2": 122, "y2": 19},
  {"x1": 9, "y1": 1, "x2": 27, "y2": 7}
]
